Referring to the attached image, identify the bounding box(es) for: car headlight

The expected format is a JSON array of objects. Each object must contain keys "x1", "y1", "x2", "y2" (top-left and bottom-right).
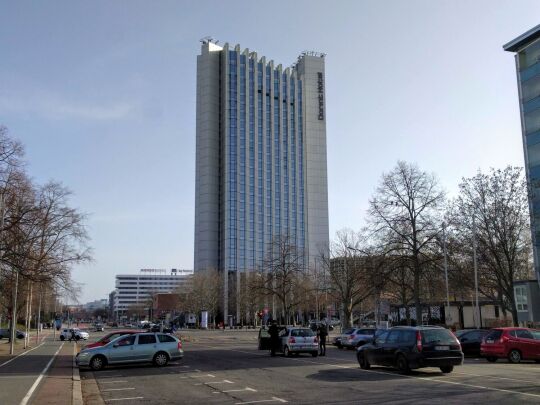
[{"x1": 78, "y1": 352, "x2": 89, "y2": 357}]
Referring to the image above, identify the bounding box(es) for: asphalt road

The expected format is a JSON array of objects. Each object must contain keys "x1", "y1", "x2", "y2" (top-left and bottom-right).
[{"x1": 80, "y1": 329, "x2": 540, "y2": 404}]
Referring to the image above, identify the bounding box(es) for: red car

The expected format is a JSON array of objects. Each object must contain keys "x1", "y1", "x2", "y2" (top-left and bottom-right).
[
  {"x1": 81, "y1": 330, "x2": 140, "y2": 351},
  {"x1": 480, "y1": 327, "x2": 540, "y2": 363}
]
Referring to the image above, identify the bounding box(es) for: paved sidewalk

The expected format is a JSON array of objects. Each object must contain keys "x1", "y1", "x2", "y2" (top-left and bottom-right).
[{"x1": 30, "y1": 342, "x2": 76, "y2": 405}]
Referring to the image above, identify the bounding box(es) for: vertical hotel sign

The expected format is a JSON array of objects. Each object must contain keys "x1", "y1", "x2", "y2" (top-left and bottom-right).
[{"x1": 317, "y1": 72, "x2": 324, "y2": 120}]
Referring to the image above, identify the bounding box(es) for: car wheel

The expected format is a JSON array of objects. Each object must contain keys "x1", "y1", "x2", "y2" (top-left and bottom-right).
[
  {"x1": 396, "y1": 355, "x2": 410, "y2": 374},
  {"x1": 60, "y1": 336, "x2": 65, "y2": 341},
  {"x1": 336, "y1": 343, "x2": 342, "y2": 349},
  {"x1": 311, "y1": 352, "x2": 318, "y2": 357},
  {"x1": 356, "y1": 341, "x2": 365, "y2": 348},
  {"x1": 440, "y1": 366, "x2": 454, "y2": 373},
  {"x1": 357, "y1": 352, "x2": 371, "y2": 370},
  {"x1": 90, "y1": 355, "x2": 106, "y2": 371},
  {"x1": 153, "y1": 352, "x2": 169, "y2": 367},
  {"x1": 284, "y1": 346, "x2": 291, "y2": 357},
  {"x1": 486, "y1": 356, "x2": 498, "y2": 363},
  {"x1": 508, "y1": 349, "x2": 521, "y2": 364}
]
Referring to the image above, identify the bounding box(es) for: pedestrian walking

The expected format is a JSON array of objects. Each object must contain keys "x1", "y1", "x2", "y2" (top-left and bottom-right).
[
  {"x1": 318, "y1": 323, "x2": 327, "y2": 356},
  {"x1": 268, "y1": 320, "x2": 279, "y2": 357}
]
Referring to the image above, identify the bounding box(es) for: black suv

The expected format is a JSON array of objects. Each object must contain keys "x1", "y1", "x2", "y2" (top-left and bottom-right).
[{"x1": 356, "y1": 326, "x2": 463, "y2": 374}]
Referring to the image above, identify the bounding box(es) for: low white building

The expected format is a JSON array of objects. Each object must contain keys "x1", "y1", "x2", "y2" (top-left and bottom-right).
[{"x1": 113, "y1": 269, "x2": 193, "y2": 319}]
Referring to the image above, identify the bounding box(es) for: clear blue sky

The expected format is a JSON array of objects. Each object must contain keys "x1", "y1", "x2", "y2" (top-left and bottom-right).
[{"x1": 1, "y1": 1, "x2": 538, "y2": 303}]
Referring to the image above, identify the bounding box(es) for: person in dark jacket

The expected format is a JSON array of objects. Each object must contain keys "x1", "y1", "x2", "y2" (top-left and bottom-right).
[
  {"x1": 318, "y1": 323, "x2": 328, "y2": 356},
  {"x1": 268, "y1": 321, "x2": 279, "y2": 357}
]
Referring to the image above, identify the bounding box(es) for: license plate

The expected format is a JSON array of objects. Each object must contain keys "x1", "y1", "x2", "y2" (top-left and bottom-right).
[
  {"x1": 486, "y1": 339, "x2": 494, "y2": 344},
  {"x1": 435, "y1": 346, "x2": 450, "y2": 351}
]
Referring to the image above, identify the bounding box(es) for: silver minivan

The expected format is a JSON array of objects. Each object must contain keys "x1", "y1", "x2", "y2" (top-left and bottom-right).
[{"x1": 76, "y1": 332, "x2": 183, "y2": 370}]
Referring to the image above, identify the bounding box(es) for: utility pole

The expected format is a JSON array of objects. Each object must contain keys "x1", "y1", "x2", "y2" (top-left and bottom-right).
[
  {"x1": 472, "y1": 216, "x2": 480, "y2": 328},
  {"x1": 442, "y1": 223, "x2": 450, "y2": 313}
]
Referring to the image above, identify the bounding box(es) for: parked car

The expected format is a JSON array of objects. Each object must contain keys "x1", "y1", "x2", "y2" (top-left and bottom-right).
[
  {"x1": 357, "y1": 326, "x2": 463, "y2": 374},
  {"x1": 0, "y1": 329, "x2": 26, "y2": 339},
  {"x1": 278, "y1": 327, "x2": 319, "y2": 357},
  {"x1": 334, "y1": 328, "x2": 356, "y2": 349},
  {"x1": 59, "y1": 328, "x2": 89, "y2": 341},
  {"x1": 76, "y1": 332, "x2": 183, "y2": 370},
  {"x1": 480, "y1": 327, "x2": 540, "y2": 363},
  {"x1": 258, "y1": 326, "x2": 287, "y2": 350},
  {"x1": 94, "y1": 324, "x2": 104, "y2": 332},
  {"x1": 341, "y1": 328, "x2": 377, "y2": 349},
  {"x1": 455, "y1": 329, "x2": 491, "y2": 356},
  {"x1": 150, "y1": 324, "x2": 173, "y2": 333},
  {"x1": 81, "y1": 330, "x2": 142, "y2": 351},
  {"x1": 308, "y1": 321, "x2": 334, "y2": 332}
]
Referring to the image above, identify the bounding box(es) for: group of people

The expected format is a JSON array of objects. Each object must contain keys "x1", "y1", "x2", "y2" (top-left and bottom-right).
[{"x1": 267, "y1": 321, "x2": 328, "y2": 357}]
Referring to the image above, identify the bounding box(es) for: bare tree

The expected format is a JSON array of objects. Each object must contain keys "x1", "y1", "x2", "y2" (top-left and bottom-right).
[
  {"x1": 321, "y1": 229, "x2": 386, "y2": 328},
  {"x1": 368, "y1": 161, "x2": 445, "y2": 322},
  {"x1": 256, "y1": 235, "x2": 306, "y2": 325},
  {"x1": 449, "y1": 166, "x2": 532, "y2": 326}
]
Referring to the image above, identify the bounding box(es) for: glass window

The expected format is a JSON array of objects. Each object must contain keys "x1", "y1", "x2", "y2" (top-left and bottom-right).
[
  {"x1": 521, "y1": 74, "x2": 540, "y2": 102},
  {"x1": 115, "y1": 335, "x2": 136, "y2": 346},
  {"x1": 515, "y1": 329, "x2": 534, "y2": 339},
  {"x1": 386, "y1": 331, "x2": 400, "y2": 344},
  {"x1": 157, "y1": 334, "x2": 176, "y2": 343},
  {"x1": 515, "y1": 286, "x2": 529, "y2": 311},
  {"x1": 399, "y1": 330, "x2": 416, "y2": 344},
  {"x1": 519, "y1": 40, "x2": 540, "y2": 71},
  {"x1": 375, "y1": 331, "x2": 389, "y2": 345},
  {"x1": 421, "y1": 329, "x2": 456, "y2": 345},
  {"x1": 138, "y1": 334, "x2": 157, "y2": 345}
]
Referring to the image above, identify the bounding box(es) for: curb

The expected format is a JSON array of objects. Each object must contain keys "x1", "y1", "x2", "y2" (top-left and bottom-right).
[{"x1": 72, "y1": 343, "x2": 83, "y2": 405}]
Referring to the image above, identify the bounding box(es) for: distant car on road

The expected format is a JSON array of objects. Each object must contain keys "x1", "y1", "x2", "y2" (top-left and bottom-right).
[
  {"x1": 357, "y1": 326, "x2": 463, "y2": 374},
  {"x1": 481, "y1": 327, "x2": 540, "y2": 363},
  {"x1": 81, "y1": 330, "x2": 142, "y2": 351},
  {"x1": 76, "y1": 332, "x2": 184, "y2": 371},
  {"x1": 60, "y1": 328, "x2": 89, "y2": 341},
  {"x1": 455, "y1": 329, "x2": 491, "y2": 356},
  {"x1": 341, "y1": 328, "x2": 377, "y2": 349},
  {"x1": 278, "y1": 327, "x2": 319, "y2": 357},
  {"x1": 0, "y1": 329, "x2": 26, "y2": 339},
  {"x1": 94, "y1": 324, "x2": 104, "y2": 332}
]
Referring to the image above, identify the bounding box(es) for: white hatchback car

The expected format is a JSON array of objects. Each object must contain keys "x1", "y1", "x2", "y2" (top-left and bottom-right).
[{"x1": 60, "y1": 328, "x2": 89, "y2": 341}]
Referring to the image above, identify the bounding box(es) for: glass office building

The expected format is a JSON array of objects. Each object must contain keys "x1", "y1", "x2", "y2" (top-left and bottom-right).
[
  {"x1": 504, "y1": 24, "x2": 540, "y2": 285},
  {"x1": 194, "y1": 41, "x2": 329, "y2": 319}
]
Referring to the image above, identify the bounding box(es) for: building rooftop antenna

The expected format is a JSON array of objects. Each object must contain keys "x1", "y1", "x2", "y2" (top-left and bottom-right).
[{"x1": 200, "y1": 36, "x2": 219, "y2": 45}]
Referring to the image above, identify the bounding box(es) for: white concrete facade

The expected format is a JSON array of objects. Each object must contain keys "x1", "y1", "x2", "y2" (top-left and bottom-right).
[{"x1": 113, "y1": 269, "x2": 193, "y2": 318}]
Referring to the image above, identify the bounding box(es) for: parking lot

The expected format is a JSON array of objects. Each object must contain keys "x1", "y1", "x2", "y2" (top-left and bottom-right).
[{"x1": 80, "y1": 329, "x2": 540, "y2": 404}]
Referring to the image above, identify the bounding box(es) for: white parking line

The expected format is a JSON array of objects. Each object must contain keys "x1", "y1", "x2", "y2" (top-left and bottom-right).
[
  {"x1": 235, "y1": 398, "x2": 287, "y2": 404},
  {"x1": 19, "y1": 342, "x2": 64, "y2": 405},
  {"x1": 102, "y1": 388, "x2": 135, "y2": 392},
  {"x1": 222, "y1": 387, "x2": 257, "y2": 393},
  {"x1": 105, "y1": 397, "x2": 144, "y2": 402},
  {"x1": 205, "y1": 379, "x2": 234, "y2": 384},
  {"x1": 454, "y1": 371, "x2": 539, "y2": 384}
]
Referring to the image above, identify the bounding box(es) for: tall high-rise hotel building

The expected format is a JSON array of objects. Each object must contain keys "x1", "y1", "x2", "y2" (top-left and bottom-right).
[
  {"x1": 504, "y1": 24, "x2": 540, "y2": 284},
  {"x1": 194, "y1": 39, "x2": 329, "y2": 317}
]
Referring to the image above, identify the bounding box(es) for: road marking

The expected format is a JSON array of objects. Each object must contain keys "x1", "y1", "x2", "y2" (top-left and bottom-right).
[
  {"x1": 222, "y1": 387, "x2": 257, "y2": 393},
  {"x1": 104, "y1": 397, "x2": 144, "y2": 402},
  {"x1": 205, "y1": 379, "x2": 234, "y2": 384},
  {"x1": 211, "y1": 346, "x2": 540, "y2": 400},
  {"x1": 0, "y1": 340, "x2": 48, "y2": 368},
  {"x1": 19, "y1": 342, "x2": 64, "y2": 405},
  {"x1": 102, "y1": 388, "x2": 135, "y2": 392},
  {"x1": 99, "y1": 380, "x2": 128, "y2": 384},
  {"x1": 235, "y1": 398, "x2": 287, "y2": 404}
]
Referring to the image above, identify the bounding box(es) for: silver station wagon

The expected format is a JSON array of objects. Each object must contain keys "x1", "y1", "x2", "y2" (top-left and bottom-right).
[
  {"x1": 76, "y1": 332, "x2": 183, "y2": 370},
  {"x1": 279, "y1": 327, "x2": 319, "y2": 357}
]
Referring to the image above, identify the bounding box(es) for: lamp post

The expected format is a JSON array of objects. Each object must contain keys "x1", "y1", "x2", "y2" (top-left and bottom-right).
[
  {"x1": 442, "y1": 223, "x2": 450, "y2": 313},
  {"x1": 472, "y1": 216, "x2": 480, "y2": 328}
]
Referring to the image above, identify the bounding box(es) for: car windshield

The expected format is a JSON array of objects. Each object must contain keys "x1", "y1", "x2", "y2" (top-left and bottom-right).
[
  {"x1": 421, "y1": 329, "x2": 456, "y2": 345},
  {"x1": 291, "y1": 329, "x2": 315, "y2": 337},
  {"x1": 343, "y1": 328, "x2": 355, "y2": 335},
  {"x1": 358, "y1": 329, "x2": 375, "y2": 335},
  {"x1": 485, "y1": 330, "x2": 503, "y2": 341},
  {"x1": 532, "y1": 330, "x2": 540, "y2": 340},
  {"x1": 454, "y1": 330, "x2": 468, "y2": 338}
]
